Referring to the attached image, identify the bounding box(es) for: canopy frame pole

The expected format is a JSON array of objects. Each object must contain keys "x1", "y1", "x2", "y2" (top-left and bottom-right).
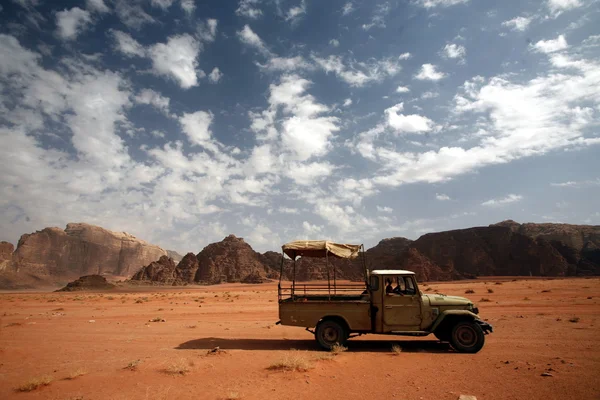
[
  {"x1": 361, "y1": 244, "x2": 368, "y2": 289},
  {"x1": 326, "y1": 249, "x2": 331, "y2": 301},
  {"x1": 292, "y1": 251, "x2": 296, "y2": 299},
  {"x1": 333, "y1": 252, "x2": 337, "y2": 295},
  {"x1": 278, "y1": 252, "x2": 284, "y2": 301}
]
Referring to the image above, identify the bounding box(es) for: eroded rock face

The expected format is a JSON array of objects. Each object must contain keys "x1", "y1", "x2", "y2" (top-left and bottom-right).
[
  {"x1": 174, "y1": 253, "x2": 199, "y2": 284},
  {"x1": 167, "y1": 250, "x2": 184, "y2": 263},
  {"x1": 0, "y1": 241, "x2": 14, "y2": 272},
  {"x1": 56, "y1": 275, "x2": 116, "y2": 292},
  {"x1": 131, "y1": 256, "x2": 177, "y2": 284},
  {"x1": 195, "y1": 235, "x2": 268, "y2": 284},
  {"x1": 12, "y1": 223, "x2": 167, "y2": 278}
]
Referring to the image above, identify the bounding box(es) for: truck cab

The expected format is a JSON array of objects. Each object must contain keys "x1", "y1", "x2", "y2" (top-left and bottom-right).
[{"x1": 277, "y1": 240, "x2": 493, "y2": 353}]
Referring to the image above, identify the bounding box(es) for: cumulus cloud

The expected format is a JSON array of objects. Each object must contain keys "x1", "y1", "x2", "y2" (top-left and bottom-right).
[
  {"x1": 111, "y1": 30, "x2": 145, "y2": 57},
  {"x1": 208, "y1": 67, "x2": 222, "y2": 83},
  {"x1": 377, "y1": 205, "x2": 393, "y2": 213},
  {"x1": 86, "y1": 0, "x2": 110, "y2": 13},
  {"x1": 547, "y1": 0, "x2": 581, "y2": 15},
  {"x1": 396, "y1": 86, "x2": 410, "y2": 93},
  {"x1": 312, "y1": 54, "x2": 402, "y2": 87},
  {"x1": 343, "y1": 98, "x2": 352, "y2": 107},
  {"x1": 342, "y1": 2, "x2": 354, "y2": 15},
  {"x1": 436, "y1": 193, "x2": 451, "y2": 201},
  {"x1": 415, "y1": 64, "x2": 446, "y2": 80},
  {"x1": 416, "y1": 0, "x2": 469, "y2": 7},
  {"x1": 180, "y1": 0, "x2": 195, "y2": 15},
  {"x1": 134, "y1": 89, "x2": 170, "y2": 114},
  {"x1": 179, "y1": 110, "x2": 214, "y2": 148},
  {"x1": 149, "y1": 34, "x2": 202, "y2": 89},
  {"x1": 286, "y1": 0, "x2": 306, "y2": 23},
  {"x1": 385, "y1": 103, "x2": 434, "y2": 133},
  {"x1": 329, "y1": 39, "x2": 340, "y2": 47},
  {"x1": 532, "y1": 35, "x2": 568, "y2": 53},
  {"x1": 481, "y1": 194, "x2": 523, "y2": 206},
  {"x1": 114, "y1": 0, "x2": 155, "y2": 29},
  {"x1": 502, "y1": 16, "x2": 532, "y2": 31},
  {"x1": 55, "y1": 7, "x2": 92, "y2": 40},
  {"x1": 237, "y1": 24, "x2": 271, "y2": 56},
  {"x1": 236, "y1": 0, "x2": 263, "y2": 19},
  {"x1": 197, "y1": 19, "x2": 218, "y2": 42},
  {"x1": 443, "y1": 43, "x2": 466, "y2": 60},
  {"x1": 151, "y1": 0, "x2": 174, "y2": 9}
]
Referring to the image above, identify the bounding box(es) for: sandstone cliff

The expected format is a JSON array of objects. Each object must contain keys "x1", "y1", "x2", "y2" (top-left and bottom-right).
[
  {"x1": 6, "y1": 223, "x2": 167, "y2": 281},
  {"x1": 0, "y1": 241, "x2": 13, "y2": 272}
]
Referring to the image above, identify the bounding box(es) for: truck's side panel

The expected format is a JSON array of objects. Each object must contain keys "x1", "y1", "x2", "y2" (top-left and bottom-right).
[{"x1": 279, "y1": 301, "x2": 371, "y2": 331}]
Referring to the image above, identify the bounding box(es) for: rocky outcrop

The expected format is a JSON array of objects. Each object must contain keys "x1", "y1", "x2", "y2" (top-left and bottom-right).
[
  {"x1": 241, "y1": 271, "x2": 271, "y2": 284},
  {"x1": 56, "y1": 275, "x2": 116, "y2": 292},
  {"x1": 0, "y1": 241, "x2": 13, "y2": 272},
  {"x1": 174, "y1": 253, "x2": 199, "y2": 284},
  {"x1": 131, "y1": 256, "x2": 177, "y2": 284},
  {"x1": 11, "y1": 223, "x2": 167, "y2": 279},
  {"x1": 195, "y1": 235, "x2": 268, "y2": 284}
]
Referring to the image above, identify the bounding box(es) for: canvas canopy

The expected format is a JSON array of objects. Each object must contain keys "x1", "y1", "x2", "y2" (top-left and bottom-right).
[{"x1": 282, "y1": 240, "x2": 361, "y2": 260}]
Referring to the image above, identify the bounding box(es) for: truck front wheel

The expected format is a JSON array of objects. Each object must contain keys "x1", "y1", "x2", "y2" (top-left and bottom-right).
[
  {"x1": 450, "y1": 321, "x2": 485, "y2": 353},
  {"x1": 315, "y1": 320, "x2": 348, "y2": 350}
]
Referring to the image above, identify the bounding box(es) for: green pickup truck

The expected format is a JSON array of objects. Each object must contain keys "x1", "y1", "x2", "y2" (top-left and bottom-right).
[{"x1": 276, "y1": 240, "x2": 493, "y2": 353}]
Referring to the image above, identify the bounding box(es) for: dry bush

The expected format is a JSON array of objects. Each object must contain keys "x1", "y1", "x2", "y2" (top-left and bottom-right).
[
  {"x1": 465, "y1": 289, "x2": 475, "y2": 294},
  {"x1": 149, "y1": 317, "x2": 165, "y2": 322},
  {"x1": 523, "y1": 297, "x2": 530, "y2": 301},
  {"x1": 487, "y1": 288, "x2": 494, "y2": 294},
  {"x1": 391, "y1": 344, "x2": 402, "y2": 355},
  {"x1": 124, "y1": 360, "x2": 141, "y2": 371},
  {"x1": 312, "y1": 353, "x2": 334, "y2": 361},
  {"x1": 494, "y1": 282, "x2": 503, "y2": 285},
  {"x1": 225, "y1": 392, "x2": 240, "y2": 400},
  {"x1": 66, "y1": 368, "x2": 87, "y2": 380},
  {"x1": 16, "y1": 376, "x2": 53, "y2": 392},
  {"x1": 569, "y1": 317, "x2": 580, "y2": 323},
  {"x1": 330, "y1": 343, "x2": 347, "y2": 355},
  {"x1": 5, "y1": 322, "x2": 22, "y2": 327},
  {"x1": 541, "y1": 289, "x2": 551, "y2": 293},
  {"x1": 268, "y1": 352, "x2": 313, "y2": 372},
  {"x1": 479, "y1": 298, "x2": 492, "y2": 302},
  {"x1": 163, "y1": 359, "x2": 192, "y2": 375},
  {"x1": 425, "y1": 288, "x2": 433, "y2": 292}
]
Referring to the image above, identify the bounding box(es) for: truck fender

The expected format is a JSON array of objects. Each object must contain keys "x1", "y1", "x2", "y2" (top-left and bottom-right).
[
  {"x1": 317, "y1": 315, "x2": 351, "y2": 333},
  {"x1": 430, "y1": 310, "x2": 479, "y2": 332}
]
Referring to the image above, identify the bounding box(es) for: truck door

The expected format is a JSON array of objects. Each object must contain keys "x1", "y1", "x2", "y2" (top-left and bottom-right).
[{"x1": 382, "y1": 275, "x2": 422, "y2": 331}]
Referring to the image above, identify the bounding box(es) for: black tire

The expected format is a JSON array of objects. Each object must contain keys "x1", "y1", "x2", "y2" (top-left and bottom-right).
[
  {"x1": 450, "y1": 321, "x2": 485, "y2": 353},
  {"x1": 315, "y1": 320, "x2": 348, "y2": 350}
]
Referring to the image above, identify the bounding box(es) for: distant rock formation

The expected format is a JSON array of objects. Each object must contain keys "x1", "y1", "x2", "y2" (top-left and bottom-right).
[
  {"x1": 56, "y1": 275, "x2": 116, "y2": 291},
  {"x1": 0, "y1": 223, "x2": 168, "y2": 288},
  {"x1": 131, "y1": 255, "x2": 177, "y2": 284},
  {"x1": 167, "y1": 250, "x2": 184, "y2": 263}
]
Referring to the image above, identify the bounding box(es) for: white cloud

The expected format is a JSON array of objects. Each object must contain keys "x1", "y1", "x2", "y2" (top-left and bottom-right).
[
  {"x1": 416, "y1": 0, "x2": 469, "y2": 7},
  {"x1": 436, "y1": 193, "x2": 451, "y2": 201},
  {"x1": 208, "y1": 67, "x2": 222, "y2": 83},
  {"x1": 236, "y1": 0, "x2": 263, "y2": 19},
  {"x1": 377, "y1": 205, "x2": 393, "y2": 213},
  {"x1": 415, "y1": 64, "x2": 446, "y2": 80},
  {"x1": 286, "y1": 0, "x2": 306, "y2": 22},
  {"x1": 286, "y1": 162, "x2": 334, "y2": 185},
  {"x1": 547, "y1": 0, "x2": 581, "y2": 15},
  {"x1": 237, "y1": 24, "x2": 271, "y2": 56},
  {"x1": 149, "y1": 34, "x2": 202, "y2": 89},
  {"x1": 343, "y1": 98, "x2": 352, "y2": 107},
  {"x1": 385, "y1": 103, "x2": 434, "y2": 134},
  {"x1": 421, "y1": 91, "x2": 439, "y2": 99},
  {"x1": 532, "y1": 35, "x2": 568, "y2": 53},
  {"x1": 399, "y1": 52, "x2": 411, "y2": 60},
  {"x1": 179, "y1": 111, "x2": 214, "y2": 148},
  {"x1": 257, "y1": 56, "x2": 313, "y2": 72},
  {"x1": 329, "y1": 39, "x2": 340, "y2": 47},
  {"x1": 396, "y1": 86, "x2": 410, "y2": 93},
  {"x1": 443, "y1": 43, "x2": 466, "y2": 59},
  {"x1": 312, "y1": 55, "x2": 402, "y2": 87},
  {"x1": 86, "y1": 0, "x2": 110, "y2": 13},
  {"x1": 111, "y1": 30, "x2": 145, "y2": 57},
  {"x1": 502, "y1": 16, "x2": 532, "y2": 32},
  {"x1": 279, "y1": 207, "x2": 299, "y2": 214},
  {"x1": 134, "y1": 89, "x2": 170, "y2": 114},
  {"x1": 55, "y1": 7, "x2": 92, "y2": 40},
  {"x1": 481, "y1": 194, "x2": 523, "y2": 207},
  {"x1": 362, "y1": 2, "x2": 391, "y2": 30},
  {"x1": 180, "y1": 0, "x2": 195, "y2": 15},
  {"x1": 551, "y1": 178, "x2": 600, "y2": 187},
  {"x1": 342, "y1": 2, "x2": 354, "y2": 15},
  {"x1": 302, "y1": 221, "x2": 323, "y2": 235},
  {"x1": 114, "y1": 0, "x2": 155, "y2": 29},
  {"x1": 151, "y1": 0, "x2": 174, "y2": 10}
]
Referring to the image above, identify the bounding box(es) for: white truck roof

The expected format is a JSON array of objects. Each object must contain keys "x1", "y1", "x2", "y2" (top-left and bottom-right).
[{"x1": 370, "y1": 269, "x2": 415, "y2": 275}]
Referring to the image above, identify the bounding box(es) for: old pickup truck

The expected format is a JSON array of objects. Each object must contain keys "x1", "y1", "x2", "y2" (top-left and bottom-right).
[{"x1": 276, "y1": 240, "x2": 493, "y2": 353}]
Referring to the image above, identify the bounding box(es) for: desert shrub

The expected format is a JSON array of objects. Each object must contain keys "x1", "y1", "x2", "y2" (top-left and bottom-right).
[
  {"x1": 268, "y1": 352, "x2": 313, "y2": 372},
  {"x1": 330, "y1": 343, "x2": 347, "y2": 355},
  {"x1": 523, "y1": 297, "x2": 530, "y2": 301},
  {"x1": 541, "y1": 290, "x2": 551, "y2": 293},
  {"x1": 465, "y1": 289, "x2": 475, "y2": 294},
  {"x1": 163, "y1": 359, "x2": 192, "y2": 375},
  {"x1": 225, "y1": 392, "x2": 240, "y2": 400},
  {"x1": 124, "y1": 360, "x2": 141, "y2": 371},
  {"x1": 479, "y1": 298, "x2": 491, "y2": 302},
  {"x1": 494, "y1": 282, "x2": 502, "y2": 285},
  {"x1": 391, "y1": 344, "x2": 402, "y2": 355},
  {"x1": 149, "y1": 317, "x2": 165, "y2": 322},
  {"x1": 16, "y1": 376, "x2": 53, "y2": 392},
  {"x1": 487, "y1": 288, "x2": 494, "y2": 294},
  {"x1": 66, "y1": 368, "x2": 87, "y2": 380},
  {"x1": 569, "y1": 317, "x2": 580, "y2": 323}
]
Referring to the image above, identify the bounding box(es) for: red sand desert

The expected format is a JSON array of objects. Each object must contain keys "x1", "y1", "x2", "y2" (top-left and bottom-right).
[{"x1": 1, "y1": 277, "x2": 599, "y2": 400}]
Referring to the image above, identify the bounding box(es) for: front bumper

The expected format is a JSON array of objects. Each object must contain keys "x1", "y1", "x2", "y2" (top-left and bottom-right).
[{"x1": 476, "y1": 319, "x2": 493, "y2": 334}]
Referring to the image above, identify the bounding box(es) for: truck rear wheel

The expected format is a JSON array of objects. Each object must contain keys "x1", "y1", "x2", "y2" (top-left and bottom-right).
[
  {"x1": 450, "y1": 321, "x2": 485, "y2": 353},
  {"x1": 315, "y1": 320, "x2": 348, "y2": 350}
]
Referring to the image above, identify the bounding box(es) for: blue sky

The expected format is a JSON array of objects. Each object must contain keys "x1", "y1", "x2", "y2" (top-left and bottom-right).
[{"x1": 0, "y1": 0, "x2": 599, "y2": 253}]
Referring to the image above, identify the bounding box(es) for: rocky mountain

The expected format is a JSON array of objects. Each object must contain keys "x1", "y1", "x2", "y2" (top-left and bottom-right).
[
  {"x1": 0, "y1": 223, "x2": 167, "y2": 287},
  {"x1": 166, "y1": 250, "x2": 184, "y2": 263},
  {"x1": 56, "y1": 275, "x2": 116, "y2": 292}
]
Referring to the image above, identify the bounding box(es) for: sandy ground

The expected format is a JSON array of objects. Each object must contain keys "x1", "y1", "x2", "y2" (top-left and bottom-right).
[{"x1": 0, "y1": 277, "x2": 599, "y2": 400}]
